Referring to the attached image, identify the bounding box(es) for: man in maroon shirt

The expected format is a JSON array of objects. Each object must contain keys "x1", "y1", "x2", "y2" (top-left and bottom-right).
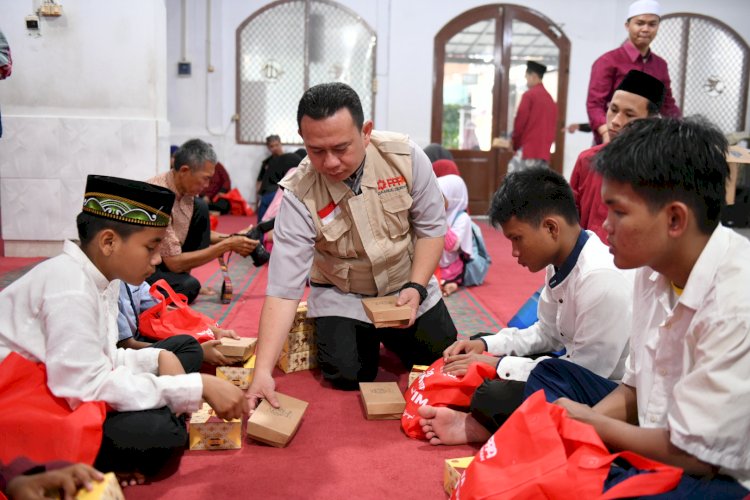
[
  {"x1": 587, "y1": 0, "x2": 680, "y2": 144},
  {"x1": 572, "y1": 70, "x2": 664, "y2": 243},
  {"x1": 509, "y1": 61, "x2": 558, "y2": 170},
  {"x1": 200, "y1": 161, "x2": 232, "y2": 214}
]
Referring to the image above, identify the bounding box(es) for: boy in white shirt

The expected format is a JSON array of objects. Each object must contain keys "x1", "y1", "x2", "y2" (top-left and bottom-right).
[
  {"x1": 419, "y1": 167, "x2": 632, "y2": 445},
  {"x1": 533, "y1": 117, "x2": 750, "y2": 496},
  {"x1": 0, "y1": 175, "x2": 248, "y2": 481}
]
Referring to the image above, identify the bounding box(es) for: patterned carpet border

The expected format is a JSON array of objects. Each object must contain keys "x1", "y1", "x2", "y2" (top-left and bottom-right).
[
  {"x1": 189, "y1": 255, "x2": 262, "y2": 323},
  {"x1": 442, "y1": 287, "x2": 501, "y2": 339}
]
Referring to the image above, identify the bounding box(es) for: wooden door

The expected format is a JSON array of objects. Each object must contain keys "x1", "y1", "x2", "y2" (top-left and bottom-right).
[{"x1": 432, "y1": 5, "x2": 570, "y2": 214}]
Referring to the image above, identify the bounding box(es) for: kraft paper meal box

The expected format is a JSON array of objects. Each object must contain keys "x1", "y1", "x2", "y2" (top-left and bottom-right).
[
  {"x1": 72, "y1": 472, "x2": 124, "y2": 500},
  {"x1": 246, "y1": 392, "x2": 309, "y2": 447},
  {"x1": 443, "y1": 457, "x2": 474, "y2": 496},
  {"x1": 216, "y1": 355, "x2": 255, "y2": 390},
  {"x1": 282, "y1": 328, "x2": 316, "y2": 354},
  {"x1": 291, "y1": 302, "x2": 316, "y2": 333},
  {"x1": 408, "y1": 365, "x2": 430, "y2": 387},
  {"x1": 277, "y1": 349, "x2": 318, "y2": 373},
  {"x1": 726, "y1": 145, "x2": 750, "y2": 164},
  {"x1": 359, "y1": 382, "x2": 406, "y2": 419},
  {"x1": 217, "y1": 337, "x2": 256, "y2": 363},
  {"x1": 361, "y1": 296, "x2": 411, "y2": 328},
  {"x1": 189, "y1": 402, "x2": 242, "y2": 450}
]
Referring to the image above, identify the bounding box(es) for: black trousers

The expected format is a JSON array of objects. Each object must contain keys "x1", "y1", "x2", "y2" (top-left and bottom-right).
[
  {"x1": 147, "y1": 197, "x2": 211, "y2": 304},
  {"x1": 469, "y1": 379, "x2": 527, "y2": 433},
  {"x1": 315, "y1": 299, "x2": 457, "y2": 390},
  {"x1": 94, "y1": 336, "x2": 201, "y2": 475}
]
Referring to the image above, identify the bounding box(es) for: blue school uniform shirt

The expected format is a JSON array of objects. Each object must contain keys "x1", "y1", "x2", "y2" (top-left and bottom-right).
[{"x1": 117, "y1": 282, "x2": 158, "y2": 342}]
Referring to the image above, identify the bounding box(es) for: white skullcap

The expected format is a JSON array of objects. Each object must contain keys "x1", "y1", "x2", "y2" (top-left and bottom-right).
[{"x1": 627, "y1": 0, "x2": 661, "y2": 19}]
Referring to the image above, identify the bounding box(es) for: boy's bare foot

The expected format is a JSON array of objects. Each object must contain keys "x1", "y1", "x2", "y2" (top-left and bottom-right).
[
  {"x1": 115, "y1": 471, "x2": 145, "y2": 488},
  {"x1": 442, "y1": 282, "x2": 459, "y2": 297},
  {"x1": 199, "y1": 287, "x2": 217, "y2": 296},
  {"x1": 418, "y1": 405, "x2": 491, "y2": 445}
]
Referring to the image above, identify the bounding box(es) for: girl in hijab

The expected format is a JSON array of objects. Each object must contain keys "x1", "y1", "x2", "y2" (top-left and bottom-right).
[{"x1": 437, "y1": 174, "x2": 473, "y2": 297}]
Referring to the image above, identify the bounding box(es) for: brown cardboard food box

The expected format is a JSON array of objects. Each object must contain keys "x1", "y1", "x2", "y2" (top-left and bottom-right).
[
  {"x1": 291, "y1": 301, "x2": 315, "y2": 332},
  {"x1": 408, "y1": 365, "x2": 430, "y2": 387},
  {"x1": 361, "y1": 296, "x2": 411, "y2": 328},
  {"x1": 216, "y1": 355, "x2": 255, "y2": 390},
  {"x1": 282, "y1": 328, "x2": 316, "y2": 354},
  {"x1": 73, "y1": 472, "x2": 125, "y2": 499},
  {"x1": 359, "y1": 382, "x2": 406, "y2": 420},
  {"x1": 443, "y1": 456, "x2": 474, "y2": 496},
  {"x1": 277, "y1": 349, "x2": 318, "y2": 373},
  {"x1": 246, "y1": 392, "x2": 309, "y2": 447},
  {"x1": 216, "y1": 337, "x2": 257, "y2": 363},
  {"x1": 189, "y1": 402, "x2": 242, "y2": 450}
]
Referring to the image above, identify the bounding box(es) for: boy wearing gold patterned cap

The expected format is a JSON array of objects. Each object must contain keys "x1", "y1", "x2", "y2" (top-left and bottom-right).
[{"x1": 0, "y1": 175, "x2": 248, "y2": 480}]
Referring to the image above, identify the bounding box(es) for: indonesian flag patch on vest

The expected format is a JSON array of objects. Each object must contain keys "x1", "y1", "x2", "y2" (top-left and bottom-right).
[{"x1": 317, "y1": 201, "x2": 340, "y2": 226}]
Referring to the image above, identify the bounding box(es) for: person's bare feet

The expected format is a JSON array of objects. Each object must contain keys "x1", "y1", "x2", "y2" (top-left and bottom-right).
[
  {"x1": 199, "y1": 287, "x2": 217, "y2": 297},
  {"x1": 442, "y1": 282, "x2": 459, "y2": 297},
  {"x1": 418, "y1": 405, "x2": 491, "y2": 445},
  {"x1": 115, "y1": 471, "x2": 145, "y2": 488}
]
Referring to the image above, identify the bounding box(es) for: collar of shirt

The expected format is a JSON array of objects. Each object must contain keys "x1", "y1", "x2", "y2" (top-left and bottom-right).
[
  {"x1": 622, "y1": 40, "x2": 652, "y2": 63},
  {"x1": 673, "y1": 224, "x2": 730, "y2": 312},
  {"x1": 343, "y1": 156, "x2": 366, "y2": 195},
  {"x1": 62, "y1": 240, "x2": 112, "y2": 294},
  {"x1": 549, "y1": 229, "x2": 589, "y2": 289},
  {"x1": 164, "y1": 170, "x2": 186, "y2": 201}
]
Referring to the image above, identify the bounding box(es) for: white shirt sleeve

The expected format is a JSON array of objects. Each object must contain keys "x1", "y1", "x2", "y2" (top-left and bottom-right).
[{"x1": 43, "y1": 289, "x2": 203, "y2": 414}]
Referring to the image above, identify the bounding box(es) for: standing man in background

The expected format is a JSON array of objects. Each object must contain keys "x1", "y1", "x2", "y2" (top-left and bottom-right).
[
  {"x1": 0, "y1": 28, "x2": 12, "y2": 139},
  {"x1": 509, "y1": 61, "x2": 558, "y2": 171},
  {"x1": 587, "y1": 0, "x2": 680, "y2": 144},
  {"x1": 256, "y1": 134, "x2": 285, "y2": 219}
]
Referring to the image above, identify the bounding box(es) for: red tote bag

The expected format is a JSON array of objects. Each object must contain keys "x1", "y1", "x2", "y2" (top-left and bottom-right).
[
  {"x1": 402, "y1": 357, "x2": 497, "y2": 439},
  {"x1": 453, "y1": 390, "x2": 683, "y2": 499},
  {"x1": 138, "y1": 279, "x2": 216, "y2": 343},
  {"x1": 0, "y1": 353, "x2": 107, "y2": 465}
]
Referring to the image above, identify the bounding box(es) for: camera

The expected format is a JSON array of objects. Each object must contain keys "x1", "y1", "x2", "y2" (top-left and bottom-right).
[{"x1": 245, "y1": 218, "x2": 275, "y2": 267}]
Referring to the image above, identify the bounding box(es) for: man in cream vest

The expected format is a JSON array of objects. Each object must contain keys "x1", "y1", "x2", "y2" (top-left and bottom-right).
[{"x1": 247, "y1": 83, "x2": 457, "y2": 404}]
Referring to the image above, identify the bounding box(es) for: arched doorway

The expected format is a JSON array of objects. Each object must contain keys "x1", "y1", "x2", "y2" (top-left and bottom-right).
[{"x1": 431, "y1": 4, "x2": 570, "y2": 214}]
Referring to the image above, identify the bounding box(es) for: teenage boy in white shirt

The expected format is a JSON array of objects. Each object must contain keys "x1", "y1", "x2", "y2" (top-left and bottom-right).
[{"x1": 529, "y1": 117, "x2": 750, "y2": 496}]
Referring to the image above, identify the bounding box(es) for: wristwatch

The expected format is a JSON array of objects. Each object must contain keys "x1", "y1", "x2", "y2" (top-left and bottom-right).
[{"x1": 400, "y1": 281, "x2": 427, "y2": 304}]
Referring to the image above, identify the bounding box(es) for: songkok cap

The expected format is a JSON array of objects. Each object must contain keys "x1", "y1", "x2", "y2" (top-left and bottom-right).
[
  {"x1": 616, "y1": 70, "x2": 666, "y2": 108},
  {"x1": 628, "y1": 0, "x2": 661, "y2": 19},
  {"x1": 82, "y1": 175, "x2": 175, "y2": 227},
  {"x1": 170, "y1": 145, "x2": 179, "y2": 156},
  {"x1": 526, "y1": 60, "x2": 547, "y2": 77}
]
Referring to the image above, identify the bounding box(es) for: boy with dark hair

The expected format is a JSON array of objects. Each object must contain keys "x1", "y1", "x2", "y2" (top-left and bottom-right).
[
  {"x1": 529, "y1": 117, "x2": 749, "y2": 496},
  {"x1": 0, "y1": 175, "x2": 248, "y2": 479},
  {"x1": 418, "y1": 167, "x2": 631, "y2": 445}
]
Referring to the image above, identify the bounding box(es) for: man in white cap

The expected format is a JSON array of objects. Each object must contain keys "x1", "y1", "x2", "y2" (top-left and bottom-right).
[{"x1": 586, "y1": 0, "x2": 680, "y2": 144}]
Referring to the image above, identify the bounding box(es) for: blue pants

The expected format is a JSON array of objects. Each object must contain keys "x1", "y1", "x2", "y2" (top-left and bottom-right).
[{"x1": 526, "y1": 359, "x2": 749, "y2": 499}]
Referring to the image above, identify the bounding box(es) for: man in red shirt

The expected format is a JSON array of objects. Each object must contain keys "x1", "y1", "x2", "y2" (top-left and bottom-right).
[
  {"x1": 571, "y1": 70, "x2": 664, "y2": 243},
  {"x1": 587, "y1": 0, "x2": 680, "y2": 144},
  {"x1": 509, "y1": 61, "x2": 558, "y2": 170}
]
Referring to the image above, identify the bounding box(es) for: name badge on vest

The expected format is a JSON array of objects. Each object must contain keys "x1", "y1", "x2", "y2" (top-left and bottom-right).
[{"x1": 317, "y1": 201, "x2": 341, "y2": 226}]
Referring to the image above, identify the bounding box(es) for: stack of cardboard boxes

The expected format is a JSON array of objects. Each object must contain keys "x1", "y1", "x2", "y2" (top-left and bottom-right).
[
  {"x1": 277, "y1": 302, "x2": 318, "y2": 373},
  {"x1": 215, "y1": 337, "x2": 257, "y2": 390}
]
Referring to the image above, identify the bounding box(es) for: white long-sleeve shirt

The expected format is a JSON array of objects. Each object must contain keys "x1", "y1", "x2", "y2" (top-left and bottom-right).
[
  {"x1": 0, "y1": 241, "x2": 202, "y2": 414},
  {"x1": 484, "y1": 231, "x2": 632, "y2": 382}
]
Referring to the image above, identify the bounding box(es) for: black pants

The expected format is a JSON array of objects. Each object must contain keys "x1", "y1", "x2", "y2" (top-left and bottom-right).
[
  {"x1": 469, "y1": 379, "x2": 527, "y2": 433},
  {"x1": 147, "y1": 197, "x2": 211, "y2": 304},
  {"x1": 94, "y1": 336, "x2": 201, "y2": 475},
  {"x1": 315, "y1": 299, "x2": 457, "y2": 390}
]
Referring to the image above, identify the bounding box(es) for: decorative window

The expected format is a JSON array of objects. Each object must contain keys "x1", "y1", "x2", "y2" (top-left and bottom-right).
[
  {"x1": 236, "y1": 0, "x2": 376, "y2": 145},
  {"x1": 651, "y1": 14, "x2": 749, "y2": 133}
]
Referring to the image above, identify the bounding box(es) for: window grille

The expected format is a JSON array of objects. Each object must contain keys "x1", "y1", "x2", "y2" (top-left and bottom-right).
[{"x1": 236, "y1": 0, "x2": 376, "y2": 145}]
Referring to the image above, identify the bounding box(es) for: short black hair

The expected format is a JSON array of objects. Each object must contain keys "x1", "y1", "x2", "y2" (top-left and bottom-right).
[
  {"x1": 266, "y1": 134, "x2": 281, "y2": 145},
  {"x1": 594, "y1": 116, "x2": 728, "y2": 235},
  {"x1": 76, "y1": 211, "x2": 143, "y2": 247},
  {"x1": 172, "y1": 139, "x2": 217, "y2": 172},
  {"x1": 489, "y1": 167, "x2": 579, "y2": 228},
  {"x1": 296, "y1": 82, "x2": 364, "y2": 131}
]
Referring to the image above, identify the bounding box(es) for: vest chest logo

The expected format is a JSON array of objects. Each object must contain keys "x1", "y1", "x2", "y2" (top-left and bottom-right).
[
  {"x1": 377, "y1": 176, "x2": 407, "y2": 193},
  {"x1": 317, "y1": 201, "x2": 340, "y2": 225}
]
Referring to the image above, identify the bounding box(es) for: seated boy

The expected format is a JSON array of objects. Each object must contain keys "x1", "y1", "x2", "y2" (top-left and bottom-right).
[
  {"x1": 0, "y1": 175, "x2": 248, "y2": 479},
  {"x1": 419, "y1": 167, "x2": 632, "y2": 445},
  {"x1": 529, "y1": 117, "x2": 750, "y2": 496},
  {"x1": 117, "y1": 280, "x2": 240, "y2": 366}
]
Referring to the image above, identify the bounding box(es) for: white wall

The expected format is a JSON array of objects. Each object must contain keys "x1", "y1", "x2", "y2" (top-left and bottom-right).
[
  {"x1": 0, "y1": 0, "x2": 169, "y2": 256},
  {"x1": 1, "y1": 0, "x2": 749, "y2": 255}
]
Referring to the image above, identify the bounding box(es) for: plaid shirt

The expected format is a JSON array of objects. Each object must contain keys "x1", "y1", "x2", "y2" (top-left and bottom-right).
[{"x1": 147, "y1": 170, "x2": 194, "y2": 257}]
